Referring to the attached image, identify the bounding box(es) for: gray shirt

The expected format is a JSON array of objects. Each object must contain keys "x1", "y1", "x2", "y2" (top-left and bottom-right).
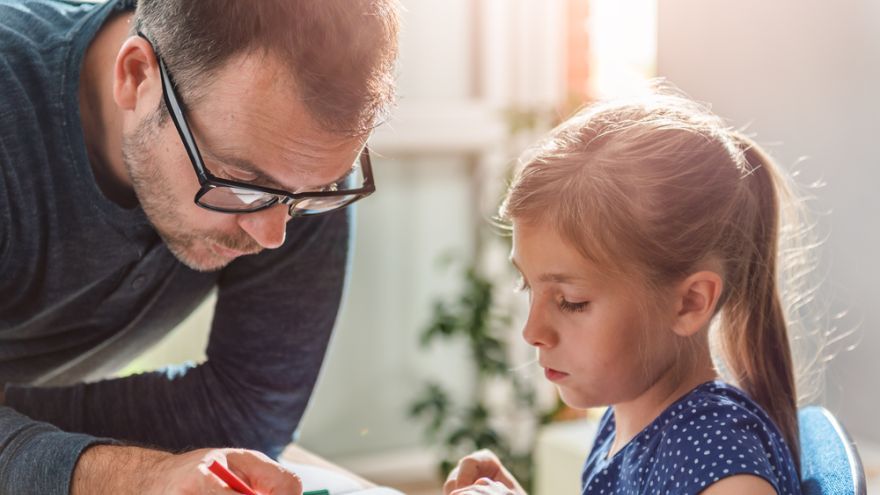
[{"x1": 0, "y1": 0, "x2": 351, "y2": 492}]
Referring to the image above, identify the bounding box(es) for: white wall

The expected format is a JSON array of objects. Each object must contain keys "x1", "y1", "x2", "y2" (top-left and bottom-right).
[
  {"x1": 296, "y1": 156, "x2": 478, "y2": 457},
  {"x1": 296, "y1": 0, "x2": 483, "y2": 460},
  {"x1": 657, "y1": 0, "x2": 880, "y2": 441}
]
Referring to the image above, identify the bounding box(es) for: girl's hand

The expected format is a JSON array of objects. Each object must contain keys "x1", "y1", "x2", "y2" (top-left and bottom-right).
[
  {"x1": 443, "y1": 450, "x2": 527, "y2": 495},
  {"x1": 448, "y1": 477, "x2": 521, "y2": 495}
]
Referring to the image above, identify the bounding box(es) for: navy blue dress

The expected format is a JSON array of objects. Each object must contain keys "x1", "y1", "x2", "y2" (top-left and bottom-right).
[{"x1": 581, "y1": 381, "x2": 801, "y2": 494}]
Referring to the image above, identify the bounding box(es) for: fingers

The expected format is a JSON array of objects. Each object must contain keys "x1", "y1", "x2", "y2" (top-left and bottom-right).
[
  {"x1": 445, "y1": 456, "x2": 486, "y2": 493},
  {"x1": 198, "y1": 462, "x2": 257, "y2": 494},
  {"x1": 457, "y1": 455, "x2": 485, "y2": 486},
  {"x1": 159, "y1": 448, "x2": 302, "y2": 495},
  {"x1": 444, "y1": 450, "x2": 503, "y2": 493},
  {"x1": 449, "y1": 477, "x2": 514, "y2": 495},
  {"x1": 443, "y1": 466, "x2": 460, "y2": 495},
  {"x1": 223, "y1": 450, "x2": 303, "y2": 495}
]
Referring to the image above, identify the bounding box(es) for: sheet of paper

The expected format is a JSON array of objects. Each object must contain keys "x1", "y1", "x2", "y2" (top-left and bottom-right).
[
  {"x1": 281, "y1": 461, "x2": 405, "y2": 495},
  {"x1": 336, "y1": 489, "x2": 405, "y2": 495}
]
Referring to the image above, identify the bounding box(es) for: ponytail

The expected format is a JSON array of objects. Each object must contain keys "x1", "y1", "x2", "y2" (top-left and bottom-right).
[{"x1": 720, "y1": 133, "x2": 800, "y2": 471}]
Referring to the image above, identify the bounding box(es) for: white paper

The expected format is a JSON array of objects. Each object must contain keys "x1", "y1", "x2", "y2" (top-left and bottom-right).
[{"x1": 281, "y1": 461, "x2": 406, "y2": 495}]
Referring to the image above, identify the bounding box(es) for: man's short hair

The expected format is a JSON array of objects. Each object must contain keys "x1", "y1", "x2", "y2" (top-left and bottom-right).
[{"x1": 134, "y1": 0, "x2": 400, "y2": 136}]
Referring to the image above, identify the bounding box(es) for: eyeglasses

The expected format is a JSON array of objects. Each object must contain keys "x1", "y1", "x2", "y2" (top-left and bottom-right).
[{"x1": 138, "y1": 32, "x2": 375, "y2": 217}]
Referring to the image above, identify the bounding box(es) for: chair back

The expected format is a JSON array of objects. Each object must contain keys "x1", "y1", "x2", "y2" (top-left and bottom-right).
[{"x1": 799, "y1": 406, "x2": 867, "y2": 495}]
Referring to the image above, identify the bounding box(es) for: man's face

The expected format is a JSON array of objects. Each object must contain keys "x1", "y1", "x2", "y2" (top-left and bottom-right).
[{"x1": 122, "y1": 52, "x2": 365, "y2": 272}]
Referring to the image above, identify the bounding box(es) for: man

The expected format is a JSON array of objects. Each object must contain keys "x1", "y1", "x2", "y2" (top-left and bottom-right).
[{"x1": 0, "y1": 0, "x2": 399, "y2": 493}]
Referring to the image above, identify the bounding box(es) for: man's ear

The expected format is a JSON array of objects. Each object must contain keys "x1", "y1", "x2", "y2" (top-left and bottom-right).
[
  {"x1": 671, "y1": 270, "x2": 724, "y2": 337},
  {"x1": 113, "y1": 35, "x2": 160, "y2": 113}
]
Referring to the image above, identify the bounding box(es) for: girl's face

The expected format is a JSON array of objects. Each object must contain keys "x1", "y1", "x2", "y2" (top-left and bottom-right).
[{"x1": 511, "y1": 220, "x2": 678, "y2": 409}]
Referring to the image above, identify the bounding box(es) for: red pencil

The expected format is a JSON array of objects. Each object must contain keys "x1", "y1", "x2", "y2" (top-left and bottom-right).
[{"x1": 207, "y1": 460, "x2": 258, "y2": 495}]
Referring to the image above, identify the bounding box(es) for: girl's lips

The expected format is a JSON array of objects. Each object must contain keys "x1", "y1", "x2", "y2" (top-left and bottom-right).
[{"x1": 544, "y1": 367, "x2": 569, "y2": 382}]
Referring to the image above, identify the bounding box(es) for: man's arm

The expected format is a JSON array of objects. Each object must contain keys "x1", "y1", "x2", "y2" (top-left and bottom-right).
[
  {"x1": 71, "y1": 445, "x2": 168, "y2": 495},
  {"x1": 0, "y1": 401, "x2": 308, "y2": 494},
  {"x1": 0, "y1": 406, "x2": 116, "y2": 495},
  {"x1": 0, "y1": 162, "x2": 109, "y2": 493},
  {"x1": 4, "y1": 209, "x2": 351, "y2": 455},
  {"x1": 71, "y1": 445, "x2": 304, "y2": 495}
]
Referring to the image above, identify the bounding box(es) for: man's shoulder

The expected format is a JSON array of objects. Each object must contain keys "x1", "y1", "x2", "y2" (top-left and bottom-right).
[
  {"x1": 0, "y1": 0, "x2": 99, "y2": 170},
  {"x1": 0, "y1": 0, "x2": 100, "y2": 33},
  {"x1": 0, "y1": 0, "x2": 103, "y2": 83},
  {"x1": 0, "y1": 0, "x2": 80, "y2": 113},
  {"x1": 0, "y1": 0, "x2": 87, "y2": 263}
]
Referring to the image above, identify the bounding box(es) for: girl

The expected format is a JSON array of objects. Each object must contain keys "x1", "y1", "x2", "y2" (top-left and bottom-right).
[{"x1": 444, "y1": 91, "x2": 805, "y2": 494}]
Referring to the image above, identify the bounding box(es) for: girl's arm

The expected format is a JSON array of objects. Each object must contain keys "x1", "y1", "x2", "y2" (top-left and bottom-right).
[{"x1": 702, "y1": 474, "x2": 777, "y2": 495}]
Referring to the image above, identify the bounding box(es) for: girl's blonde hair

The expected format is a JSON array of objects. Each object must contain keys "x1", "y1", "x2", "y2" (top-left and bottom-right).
[{"x1": 500, "y1": 90, "x2": 807, "y2": 468}]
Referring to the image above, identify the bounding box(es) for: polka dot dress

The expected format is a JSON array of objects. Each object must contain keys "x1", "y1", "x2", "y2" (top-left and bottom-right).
[{"x1": 580, "y1": 381, "x2": 801, "y2": 494}]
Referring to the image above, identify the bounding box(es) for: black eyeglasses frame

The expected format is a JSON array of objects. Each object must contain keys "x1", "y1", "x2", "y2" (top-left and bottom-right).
[{"x1": 138, "y1": 31, "x2": 376, "y2": 217}]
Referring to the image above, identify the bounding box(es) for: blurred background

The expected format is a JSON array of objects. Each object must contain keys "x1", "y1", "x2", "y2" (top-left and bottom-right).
[{"x1": 127, "y1": 0, "x2": 880, "y2": 493}]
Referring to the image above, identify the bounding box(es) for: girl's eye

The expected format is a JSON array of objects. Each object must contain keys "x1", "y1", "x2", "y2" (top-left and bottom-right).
[
  {"x1": 515, "y1": 276, "x2": 531, "y2": 292},
  {"x1": 559, "y1": 299, "x2": 589, "y2": 313}
]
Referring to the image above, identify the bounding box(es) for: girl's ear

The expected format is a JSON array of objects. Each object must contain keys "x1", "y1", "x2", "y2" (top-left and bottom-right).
[{"x1": 671, "y1": 270, "x2": 724, "y2": 337}]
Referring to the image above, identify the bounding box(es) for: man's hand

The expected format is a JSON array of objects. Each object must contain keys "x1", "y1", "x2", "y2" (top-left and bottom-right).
[
  {"x1": 443, "y1": 450, "x2": 527, "y2": 495},
  {"x1": 73, "y1": 445, "x2": 303, "y2": 495},
  {"x1": 155, "y1": 448, "x2": 303, "y2": 495}
]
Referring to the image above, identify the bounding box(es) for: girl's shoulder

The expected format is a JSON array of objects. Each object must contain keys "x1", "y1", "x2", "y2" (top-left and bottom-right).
[
  {"x1": 582, "y1": 381, "x2": 802, "y2": 495},
  {"x1": 646, "y1": 381, "x2": 801, "y2": 493},
  {"x1": 659, "y1": 380, "x2": 780, "y2": 436}
]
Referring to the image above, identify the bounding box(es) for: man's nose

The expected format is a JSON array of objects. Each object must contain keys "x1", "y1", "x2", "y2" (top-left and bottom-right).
[{"x1": 237, "y1": 204, "x2": 290, "y2": 249}]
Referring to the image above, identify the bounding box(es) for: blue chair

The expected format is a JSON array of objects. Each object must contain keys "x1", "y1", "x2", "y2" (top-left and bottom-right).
[{"x1": 799, "y1": 406, "x2": 867, "y2": 495}]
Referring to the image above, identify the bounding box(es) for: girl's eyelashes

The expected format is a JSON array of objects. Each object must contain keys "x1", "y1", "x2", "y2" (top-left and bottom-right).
[
  {"x1": 559, "y1": 298, "x2": 589, "y2": 313},
  {"x1": 515, "y1": 277, "x2": 589, "y2": 312}
]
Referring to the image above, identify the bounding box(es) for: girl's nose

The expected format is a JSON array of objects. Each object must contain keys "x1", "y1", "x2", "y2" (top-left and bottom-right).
[
  {"x1": 236, "y1": 204, "x2": 290, "y2": 249},
  {"x1": 522, "y1": 306, "x2": 558, "y2": 348}
]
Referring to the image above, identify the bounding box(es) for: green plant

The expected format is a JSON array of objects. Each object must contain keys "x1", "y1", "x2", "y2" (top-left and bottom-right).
[{"x1": 408, "y1": 262, "x2": 550, "y2": 490}]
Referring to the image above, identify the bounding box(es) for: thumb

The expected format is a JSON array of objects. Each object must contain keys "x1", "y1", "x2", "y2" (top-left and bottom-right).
[
  {"x1": 455, "y1": 451, "x2": 504, "y2": 487},
  {"x1": 224, "y1": 450, "x2": 303, "y2": 495}
]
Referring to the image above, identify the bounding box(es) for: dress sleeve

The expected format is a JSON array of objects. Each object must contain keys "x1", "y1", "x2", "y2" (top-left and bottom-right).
[{"x1": 649, "y1": 398, "x2": 791, "y2": 494}]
